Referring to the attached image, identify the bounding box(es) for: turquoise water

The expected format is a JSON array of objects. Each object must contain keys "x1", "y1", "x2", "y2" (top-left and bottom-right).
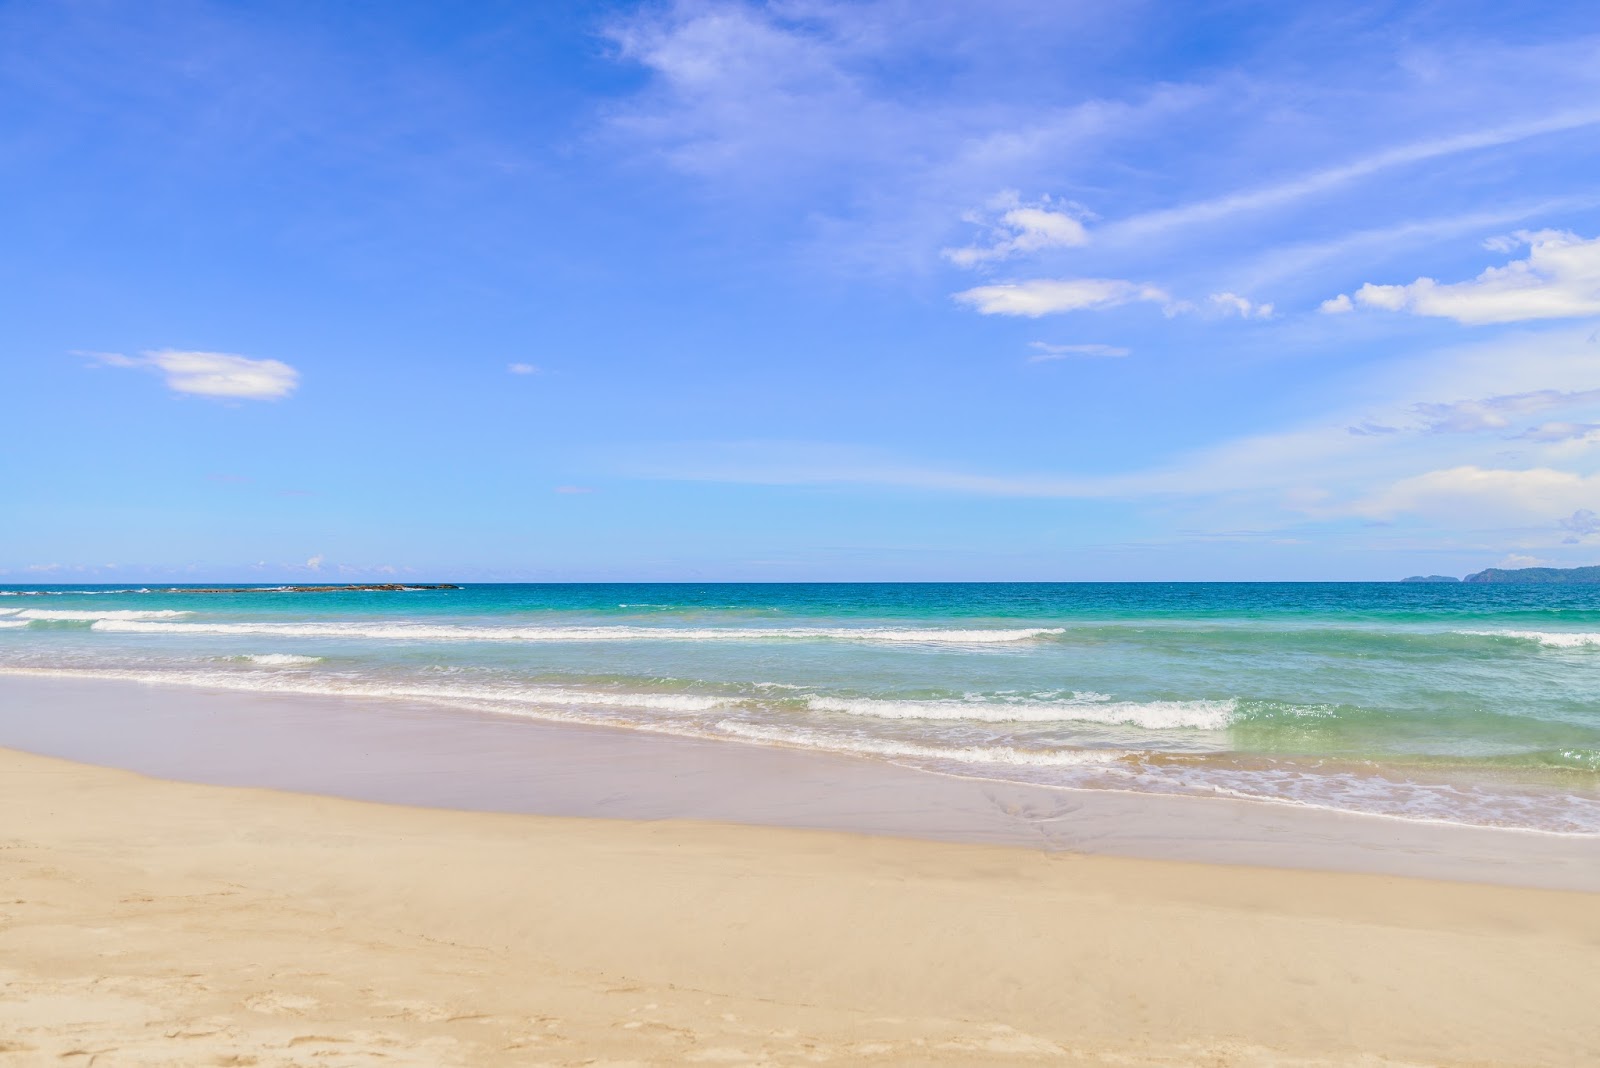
[{"x1": 3, "y1": 582, "x2": 1599, "y2": 833}]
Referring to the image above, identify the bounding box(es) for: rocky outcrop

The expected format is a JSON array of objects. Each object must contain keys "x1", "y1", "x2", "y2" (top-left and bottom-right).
[{"x1": 165, "y1": 584, "x2": 462, "y2": 593}]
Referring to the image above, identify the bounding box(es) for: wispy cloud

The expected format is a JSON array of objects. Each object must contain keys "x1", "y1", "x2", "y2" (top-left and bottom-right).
[
  {"x1": 1353, "y1": 466, "x2": 1600, "y2": 524},
  {"x1": 1411, "y1": 388, "x2": 1600, "y2": 434},
  {"x1": 1517, "y1": 421, "x2": 1600, "y2": 443},
  {"x1": 953, "y1": 278, "x2": 1169, "y2": 317},
  {"x1": 628, "y1": 325, "x2": 1600, "y2": 533},
  {"x1": 1104, "y1": 110, "x2": 1600, "y2": 243},
  {"x1": 1026, "y1": 342, "x2": 1130, "y2": 362},
  {"x1": 508, "y1": 362, "x2": 541, "y2": 375},
  {"x1": 88, "y1": 349, "x2": 299, "y2": 400},
  {"x1": 1208, "y1": 292, "x2": 1274, "y2": 319}
]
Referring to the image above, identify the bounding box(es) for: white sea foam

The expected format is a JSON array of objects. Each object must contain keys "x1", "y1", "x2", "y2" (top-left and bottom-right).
[
  {"x1": 1459, "y1": 629, "x2": 1600, "y2": 648},
  {"x1": 0, "y1": 620, "x2": 30, "y2": 629},
  {"x1": 88, "y1": 619, "x2": 1064, "y2": 644},
  {"x1": 3, "y1": 609, "x2": 192, "y2": 621},
  {"x1": 809, "y1": 696, "x2": 1237, "y2": 729},
  {"x1": 0, "y1": 666, "x2": 733, "y2": 715},
  {"x1": 238, "y1": 654, "x2": 324, "y2": 666},
  {"x1": 714, "y1": 720, "x2": 1132, "y2": 767},
  {"x1": 3, "y1": 665, "x2": 1595, "y2": 834}
]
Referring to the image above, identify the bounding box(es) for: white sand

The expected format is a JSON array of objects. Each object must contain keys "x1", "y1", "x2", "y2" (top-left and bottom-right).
[{"x1": 3, "y1": 743, "x2": 1600, "y2": 1065}]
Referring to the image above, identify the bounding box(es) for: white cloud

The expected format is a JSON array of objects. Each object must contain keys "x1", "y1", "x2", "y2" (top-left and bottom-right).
[
  {"x1": 1328, "y1": 230, "x2": 1600, "y2": 325},
  {"x1": 1320, "y1": 294, "x2": 1354, "y2": 314},
  {"x1": 508, "y1": 362, "x2": 541, "y2": 375},
  {"x1": 1355, "y1": 466, "x2": 1600, "y2": 523},
  {"x1": 943, "y1": 192, "x2": 1090, "y2": 267},
  {"x1": 954, "y1": 278, "x2": 1169, "y2": 317},
  {"x1": 1027, "y1": 342, "x2": 1130, "y2": 362},
  {"x1": 305, "y1": 554, "x2": 324, "y2": 571},
  {"x1": 91, "y1": 349, "x2": 299, "y2": 400},
  {"x1": 1208, "y1": 292, "x2": 1273, "y2": 319}
]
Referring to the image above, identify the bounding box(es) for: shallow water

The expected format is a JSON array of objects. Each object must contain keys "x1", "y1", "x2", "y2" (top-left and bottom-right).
[{"x1": 3, "y1": 582, "x2": 1599, "y2": 833}]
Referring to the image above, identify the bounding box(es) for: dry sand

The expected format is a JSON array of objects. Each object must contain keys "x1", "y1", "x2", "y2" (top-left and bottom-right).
[{"x1": 3, "y1": 746, "x2": 1599, "y2": 1066}]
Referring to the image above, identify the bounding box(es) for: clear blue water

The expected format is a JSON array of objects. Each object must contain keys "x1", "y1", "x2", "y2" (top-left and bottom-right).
[{"x1": 3, "y1": 582, "x2": 1599, "y2": 833}]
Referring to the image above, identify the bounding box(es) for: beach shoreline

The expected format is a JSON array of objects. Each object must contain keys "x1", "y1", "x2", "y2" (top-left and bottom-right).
[
  {"x1": 3, "y1": 742, "x2": 1600, "y2": 1065},
  {"x1": 1, "y1": 672, "x2": 1597, "y2": 891}
]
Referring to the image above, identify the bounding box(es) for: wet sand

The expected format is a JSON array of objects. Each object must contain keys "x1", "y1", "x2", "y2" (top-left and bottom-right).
[{"x1": 0, "y1": 673, "x2": 1596, "y2": 889}]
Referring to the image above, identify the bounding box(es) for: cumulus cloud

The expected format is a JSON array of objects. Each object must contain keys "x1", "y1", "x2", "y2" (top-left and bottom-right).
[
  {"x1": 1208, "y1": 292, "x2": 1274, "y2": 319},
  {"x1": 91, "y1": 349, "x2": 299, "y2": 400},
  {"x1": 305, "y1": 554, "x2": 324, "y2": 571},
  {"x1": 1324, "y1": 230, "x2": 1600, "y2": 325},
  {"x1": 943, "y1": 192, "x2": 1090, "y2": 267},
  {"x1": 1027, "y1": 342, "x2": 1130, "y2": 362},
  {"x1": 954, "y1": 278, "x2": 1169, "y2": 317}
]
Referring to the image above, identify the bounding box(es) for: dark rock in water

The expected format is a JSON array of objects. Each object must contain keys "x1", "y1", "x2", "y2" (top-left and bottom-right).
[
  {"x1": 1461, "y1": 565, "x2": 1600, "y2": 584},
  {"x1": 1400, "y1": 575, "x2": 1461, "y2": 583},
  {"x1": 165, "y1": 583, "x2": 462, "y2": 593}
]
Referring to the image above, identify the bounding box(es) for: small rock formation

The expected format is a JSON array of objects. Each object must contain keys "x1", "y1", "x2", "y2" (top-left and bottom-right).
[{"x1": 164, "y1": 583, "x2": 462, "y2": 594}]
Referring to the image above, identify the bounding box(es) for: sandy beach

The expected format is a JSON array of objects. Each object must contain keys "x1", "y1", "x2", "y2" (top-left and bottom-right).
[{"x1": 3, "y1": 735, "x2": 1600, "y2": 1065}]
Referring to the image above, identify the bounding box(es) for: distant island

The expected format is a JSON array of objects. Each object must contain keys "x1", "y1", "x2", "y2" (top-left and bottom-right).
[
  {"x1": 1402, "y1": 566, "x2": 1600, "y2": 584},
  {"x1": 165, "y1": 583, "x2": 462, "y2": 594}
]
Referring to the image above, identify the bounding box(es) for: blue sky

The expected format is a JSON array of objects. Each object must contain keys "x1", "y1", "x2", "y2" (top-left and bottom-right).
[{"x1": 6, "y1": 0, "x2": 1600, "y2": 581}]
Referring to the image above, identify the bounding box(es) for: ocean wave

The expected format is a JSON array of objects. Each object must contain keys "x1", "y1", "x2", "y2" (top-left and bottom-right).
[
  {"x1": 1, "y1": 609, "x2": 192, "y2": 622},
  {"x1": 0, "y1": 588, "x2": 152, "y2": 596},
  {"x1": 1458, "y1": 629, "x2": 1600, "y2": 648},
  {"x1": 0, "y1": 666, "x2": 734, "y2": 714},
  {"x1": 235, "y1": 654, "x2": 324, "y2": 666},
  {"x1": 87, "y1": 619, "x2": 1065, "y2": 644},
  {"x1": 3, "y1": 665, "x2": 1594, "y2": 834},
  {"x1": 714, "y1": 720, "x2": 1132, "y2": 767},
  {"x1": 0, "y1": 620, "x2": 30, "y2": 629},
  {"x1": 809, "y1": 695, "x2": 1236, "y2": 729}
]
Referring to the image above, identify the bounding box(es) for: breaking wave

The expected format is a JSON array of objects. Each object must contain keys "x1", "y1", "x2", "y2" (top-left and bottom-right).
[{"x1": 87, "y1": 620, "x2": 1064, "y2": 644}]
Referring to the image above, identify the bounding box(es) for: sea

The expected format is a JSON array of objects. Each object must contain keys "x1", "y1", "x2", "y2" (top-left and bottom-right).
[{"x1": 3, "y1": 582, "x2": 1598, "y2": 835}]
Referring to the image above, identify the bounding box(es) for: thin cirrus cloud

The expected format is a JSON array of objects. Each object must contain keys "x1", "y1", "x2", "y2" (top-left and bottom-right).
[
  {"x1": 1102, "y1": 108, "x2": 1600, "y2": 244},
  {"x1": 1409, "y1": 388, "x2": 1600, "y2": 434},
  {"x1": 89, "y1": 349, "x2": 299, "y2": 400},
  {"x1": 1027, "y1": 342, "x2": 1130, "y2": 362},
  {"x1": 1322, "y1": 230, "x2": 1600, "y2": 324},
  {"x1": 507, "y1": 362, "x2": 541, "y2": 375},
  {"x1": 953, "y1": 278, "x2": 1170, "y2": 317},
  {"x1": 631, "y1": 325, "x2": 1600, "y2": 538}
]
